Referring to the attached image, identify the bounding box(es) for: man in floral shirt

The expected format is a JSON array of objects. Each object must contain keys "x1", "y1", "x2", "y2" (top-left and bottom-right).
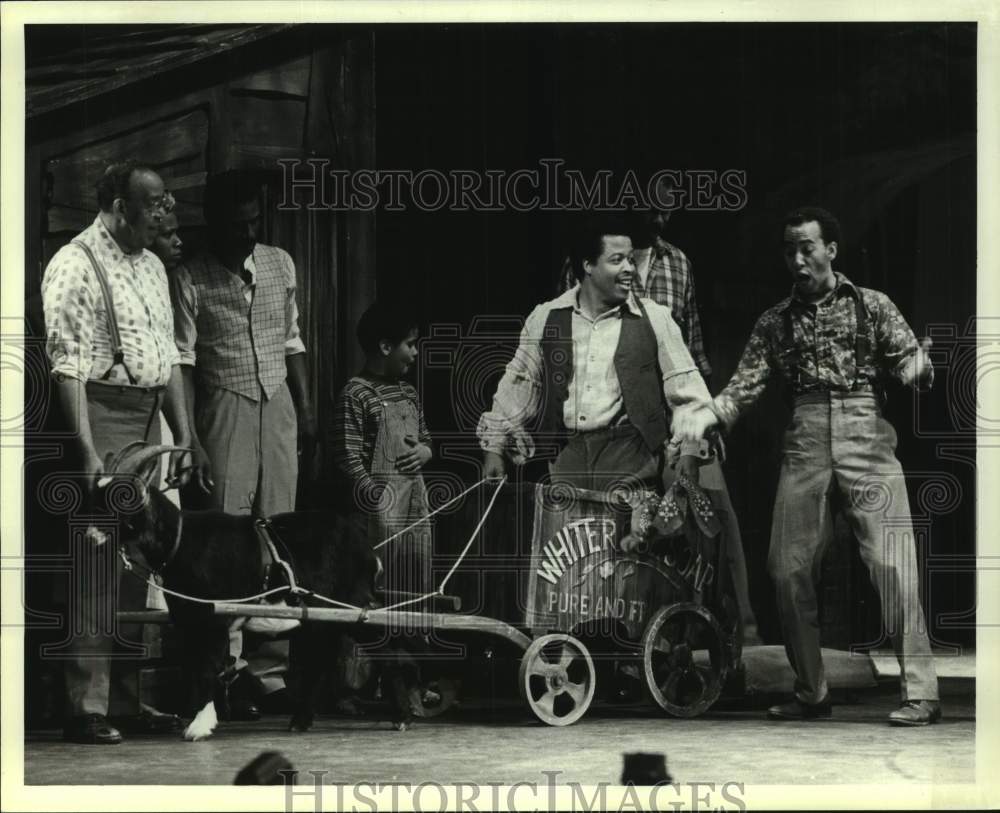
[{"x1": 675, "y1": 206, "x2": 940, "y2": 726}]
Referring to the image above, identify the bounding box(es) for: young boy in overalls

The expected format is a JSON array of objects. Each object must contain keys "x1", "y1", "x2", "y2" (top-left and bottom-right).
[
  {"x1": 334, "y1": 301, "x2": 433, "y2": 592},
  {"x1": 332, "y1": 301, "x2": 436, "y2": 716}
]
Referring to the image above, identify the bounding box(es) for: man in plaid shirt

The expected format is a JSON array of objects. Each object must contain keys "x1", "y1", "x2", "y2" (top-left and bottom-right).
[{"x1": 634, "y1": 198, "x2": 760, "y2": 645}]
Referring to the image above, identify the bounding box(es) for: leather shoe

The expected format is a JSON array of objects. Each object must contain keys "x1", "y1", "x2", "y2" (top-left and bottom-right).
[
  {"x1": 888, "y1": 699, "x2": 941, "y2": 726},
  {"x1": 116, "y1": 709, "x2": 184, "y2": 734},
  {"x1": 216, "y1": 694, "x2": 261, "y2": 722},
  {"x1": 224, "y1": 699, "x2": 261, "y2": 722},
  {"x1": 63, "y1": 714, "x2": 123, "y2": 745},
  {"x1": 216, "y1": 672, "x2": 263, "y2": 722},
  {"x1": 767, "y1": 697, "x2": 832, "y2": 720}
]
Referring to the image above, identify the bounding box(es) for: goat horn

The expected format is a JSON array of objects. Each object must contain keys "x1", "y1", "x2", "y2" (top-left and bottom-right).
[
  {"x1": 105, "y1": 440, "x2": 151, "y2": 474},
  {"x1": 115, "y1": 443, "x2": 193, "y2": 475}
]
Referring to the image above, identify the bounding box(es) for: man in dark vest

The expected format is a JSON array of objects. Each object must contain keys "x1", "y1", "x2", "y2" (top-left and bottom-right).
[
  {"x1": 170, "y1": 171, "x2": 318, "y2": 717},
  {"x1": 559, "y1": 190, "x2": 760, "y2": 644},
  {"x1": 674, "y1": 206, "x2": 940, "y2": 726},
  {"x1": 479, "y1": 214, "x2": 715, "y2": 494}
]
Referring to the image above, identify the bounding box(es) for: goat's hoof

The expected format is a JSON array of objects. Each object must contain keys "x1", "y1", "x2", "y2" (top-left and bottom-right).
[
  {"x1": 183, "y1": 722, "x2": 215, "y2": 741},
  {"x1": 183, "y1": 700, "x2": 218, "y2": 741}
]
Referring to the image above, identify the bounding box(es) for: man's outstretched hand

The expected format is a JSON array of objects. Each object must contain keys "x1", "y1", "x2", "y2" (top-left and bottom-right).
[
  {"x1": 904, "y1": 337, "x2": 934, "y2": 387},
  {"x1": 672, "y1": 405, "x2": 720, "y2": 444}
]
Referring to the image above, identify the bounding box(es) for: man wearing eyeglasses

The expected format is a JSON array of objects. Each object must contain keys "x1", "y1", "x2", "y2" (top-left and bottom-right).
[{"x1": 41, "y1": 161, "x2": 194, "y2": 744}]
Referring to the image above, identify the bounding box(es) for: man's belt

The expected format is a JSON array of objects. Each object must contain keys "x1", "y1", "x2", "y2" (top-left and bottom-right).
[{"x1": 793, "y1": 390, "x2": 879, "y2": 408}]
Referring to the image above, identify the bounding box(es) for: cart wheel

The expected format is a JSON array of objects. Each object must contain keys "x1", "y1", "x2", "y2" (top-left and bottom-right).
[
  {"x1": 642, "y1": 603, "x2": 727, "y2": 718},
  {"x1": 411, "y1": 678, "x2": 460, "y2": 718},
  {"x1": 518, "y1": 634, "x2": 596, "y2": 726}
]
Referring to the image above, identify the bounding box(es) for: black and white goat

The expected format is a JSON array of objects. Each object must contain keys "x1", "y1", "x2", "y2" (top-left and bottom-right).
[{"x1": 99, "y1": 441, "x2": 393, "y2": 740}]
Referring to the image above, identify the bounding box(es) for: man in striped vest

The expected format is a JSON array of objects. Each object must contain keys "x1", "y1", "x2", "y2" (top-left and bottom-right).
[{"x1": 171, "y1": 171, "x2": 317, "y2": 717}]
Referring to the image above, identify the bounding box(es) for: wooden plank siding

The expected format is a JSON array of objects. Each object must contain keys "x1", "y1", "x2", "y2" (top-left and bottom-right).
[
  {"x1": 45, "y1": 108, "x2": 211, "y2": 234},
  {"x1": 26, "y1": 27, "x2": 377, "y2": 508},
  {"x1": 26, "y1": 25, "x2": 294, "y2": 117}
]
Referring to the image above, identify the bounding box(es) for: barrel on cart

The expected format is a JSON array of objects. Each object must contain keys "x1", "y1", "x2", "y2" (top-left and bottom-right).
[{"x1": 438, "y1": 479, "x2": 742, "y2": 724}]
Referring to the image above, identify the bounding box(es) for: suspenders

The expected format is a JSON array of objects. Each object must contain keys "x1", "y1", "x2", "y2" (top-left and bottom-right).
[
  {"x1": 71, "y1": 239, "x2": 138, "y2": 385},
  {"x1": 781, "y1": 288, "x2": 874, "y2": 396}
]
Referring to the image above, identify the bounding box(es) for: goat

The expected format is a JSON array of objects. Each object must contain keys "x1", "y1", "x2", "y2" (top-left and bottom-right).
[{"x1": 99, "y1": 441, "x2": 415, "y2": 740}]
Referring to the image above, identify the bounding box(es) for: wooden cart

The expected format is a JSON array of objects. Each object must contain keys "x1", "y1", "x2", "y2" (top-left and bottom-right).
[{"x1": 124, "y1": 479, "x2": 741, "y2": 727}]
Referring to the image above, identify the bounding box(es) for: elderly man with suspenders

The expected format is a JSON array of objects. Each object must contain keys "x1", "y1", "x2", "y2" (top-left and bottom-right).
[{"x1": 42, "y1": 162, "x2": 193, "y2": 744}]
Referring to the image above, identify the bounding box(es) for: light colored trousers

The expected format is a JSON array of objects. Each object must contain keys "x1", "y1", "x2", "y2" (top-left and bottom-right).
[
  {"x1": 769, "y1": 392, "x2": 938, "y2": 704},
  {"x1": 195, "y1": 382, "x2": 298, "y2": 693}
]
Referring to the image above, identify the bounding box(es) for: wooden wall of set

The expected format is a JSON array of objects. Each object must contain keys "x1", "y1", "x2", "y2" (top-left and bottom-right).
[{"x1": 26, "y1": 29, "x2": 376, "y2": 506}]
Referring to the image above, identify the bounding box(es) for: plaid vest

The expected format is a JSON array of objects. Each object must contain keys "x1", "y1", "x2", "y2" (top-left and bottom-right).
[{"x1": 186, "y1": 245, "x2": 289, "y2": 401}]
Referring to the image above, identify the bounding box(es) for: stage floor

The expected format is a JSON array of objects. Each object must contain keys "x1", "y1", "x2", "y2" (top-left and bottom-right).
[{"x1": 21, "y1": 683, "x2": 976, "y2": 787}]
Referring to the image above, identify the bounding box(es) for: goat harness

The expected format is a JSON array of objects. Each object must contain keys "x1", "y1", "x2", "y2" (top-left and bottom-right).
[{"x1": 254, "y1": 518, "x2": 299, "y2": 595}]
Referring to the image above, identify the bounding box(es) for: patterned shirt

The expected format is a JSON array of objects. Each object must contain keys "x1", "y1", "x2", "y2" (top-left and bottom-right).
[
  {"x1": 42, "y1": 216, "x2": 179, "y2": 387},
  {"x1": 714, "y1": 272, "x2": 931, "y2": 428},
  {"x1": 171, "y1": 247, "x2": 306, "y2": 366},
  {"x1": 560, "y1": 237, "x2": 711, "y2": 378},
  {"x1": 333, "y1": 373, "x2": 432, "y2": 501},
  {"x1": 477, "y1": 286, "x2": 711, "y2": 463}
]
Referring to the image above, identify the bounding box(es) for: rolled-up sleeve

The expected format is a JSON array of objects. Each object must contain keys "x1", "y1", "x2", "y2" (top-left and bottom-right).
[
  {"x1": 713, "y1": 312, "x2": 777, "y2": 429},
  {"x1": 872, "y1": 291, "x2": 934, "y2": 391},
  {"x1": 41, "y1": 246, "x2": 96, "y2": 382},
  {"x1": 475, "y1": 306, "x2": 547, "y2": 464},
  {"x1": 644, "y1": 299, "x2": 713, "y2": 456},
  {"x1": 280, "y1": 250, "x2": 307, "y2": 356},
  {"x1": 170, "y1": 265, "x2": 199, "y2": 366}
]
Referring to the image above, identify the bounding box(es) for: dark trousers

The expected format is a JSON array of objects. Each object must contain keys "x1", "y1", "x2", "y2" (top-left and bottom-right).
[
  {"x1": 64, "y1": 383, "x2": 162, "y2": 716},
  {"x1": 547, "y1": 423, "x2": 662, "y2": 494}
]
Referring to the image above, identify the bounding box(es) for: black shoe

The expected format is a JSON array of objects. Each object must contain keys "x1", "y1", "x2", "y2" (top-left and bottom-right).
[
  {"x1": 115, "y1": 709, "x2": 184, "y2": 734},
  {"x1": 767, "y1": 697, "x2": 832, "y2": 720},
  {"x1": 63, "y1": 714, "x2": 123, "y2": 745},
  {"x1": 222, "y1": 699, "x2": 261, "y2": 722},
  {"x1": 217, "y1": 672, "x2": 263, "y2": 722}
]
